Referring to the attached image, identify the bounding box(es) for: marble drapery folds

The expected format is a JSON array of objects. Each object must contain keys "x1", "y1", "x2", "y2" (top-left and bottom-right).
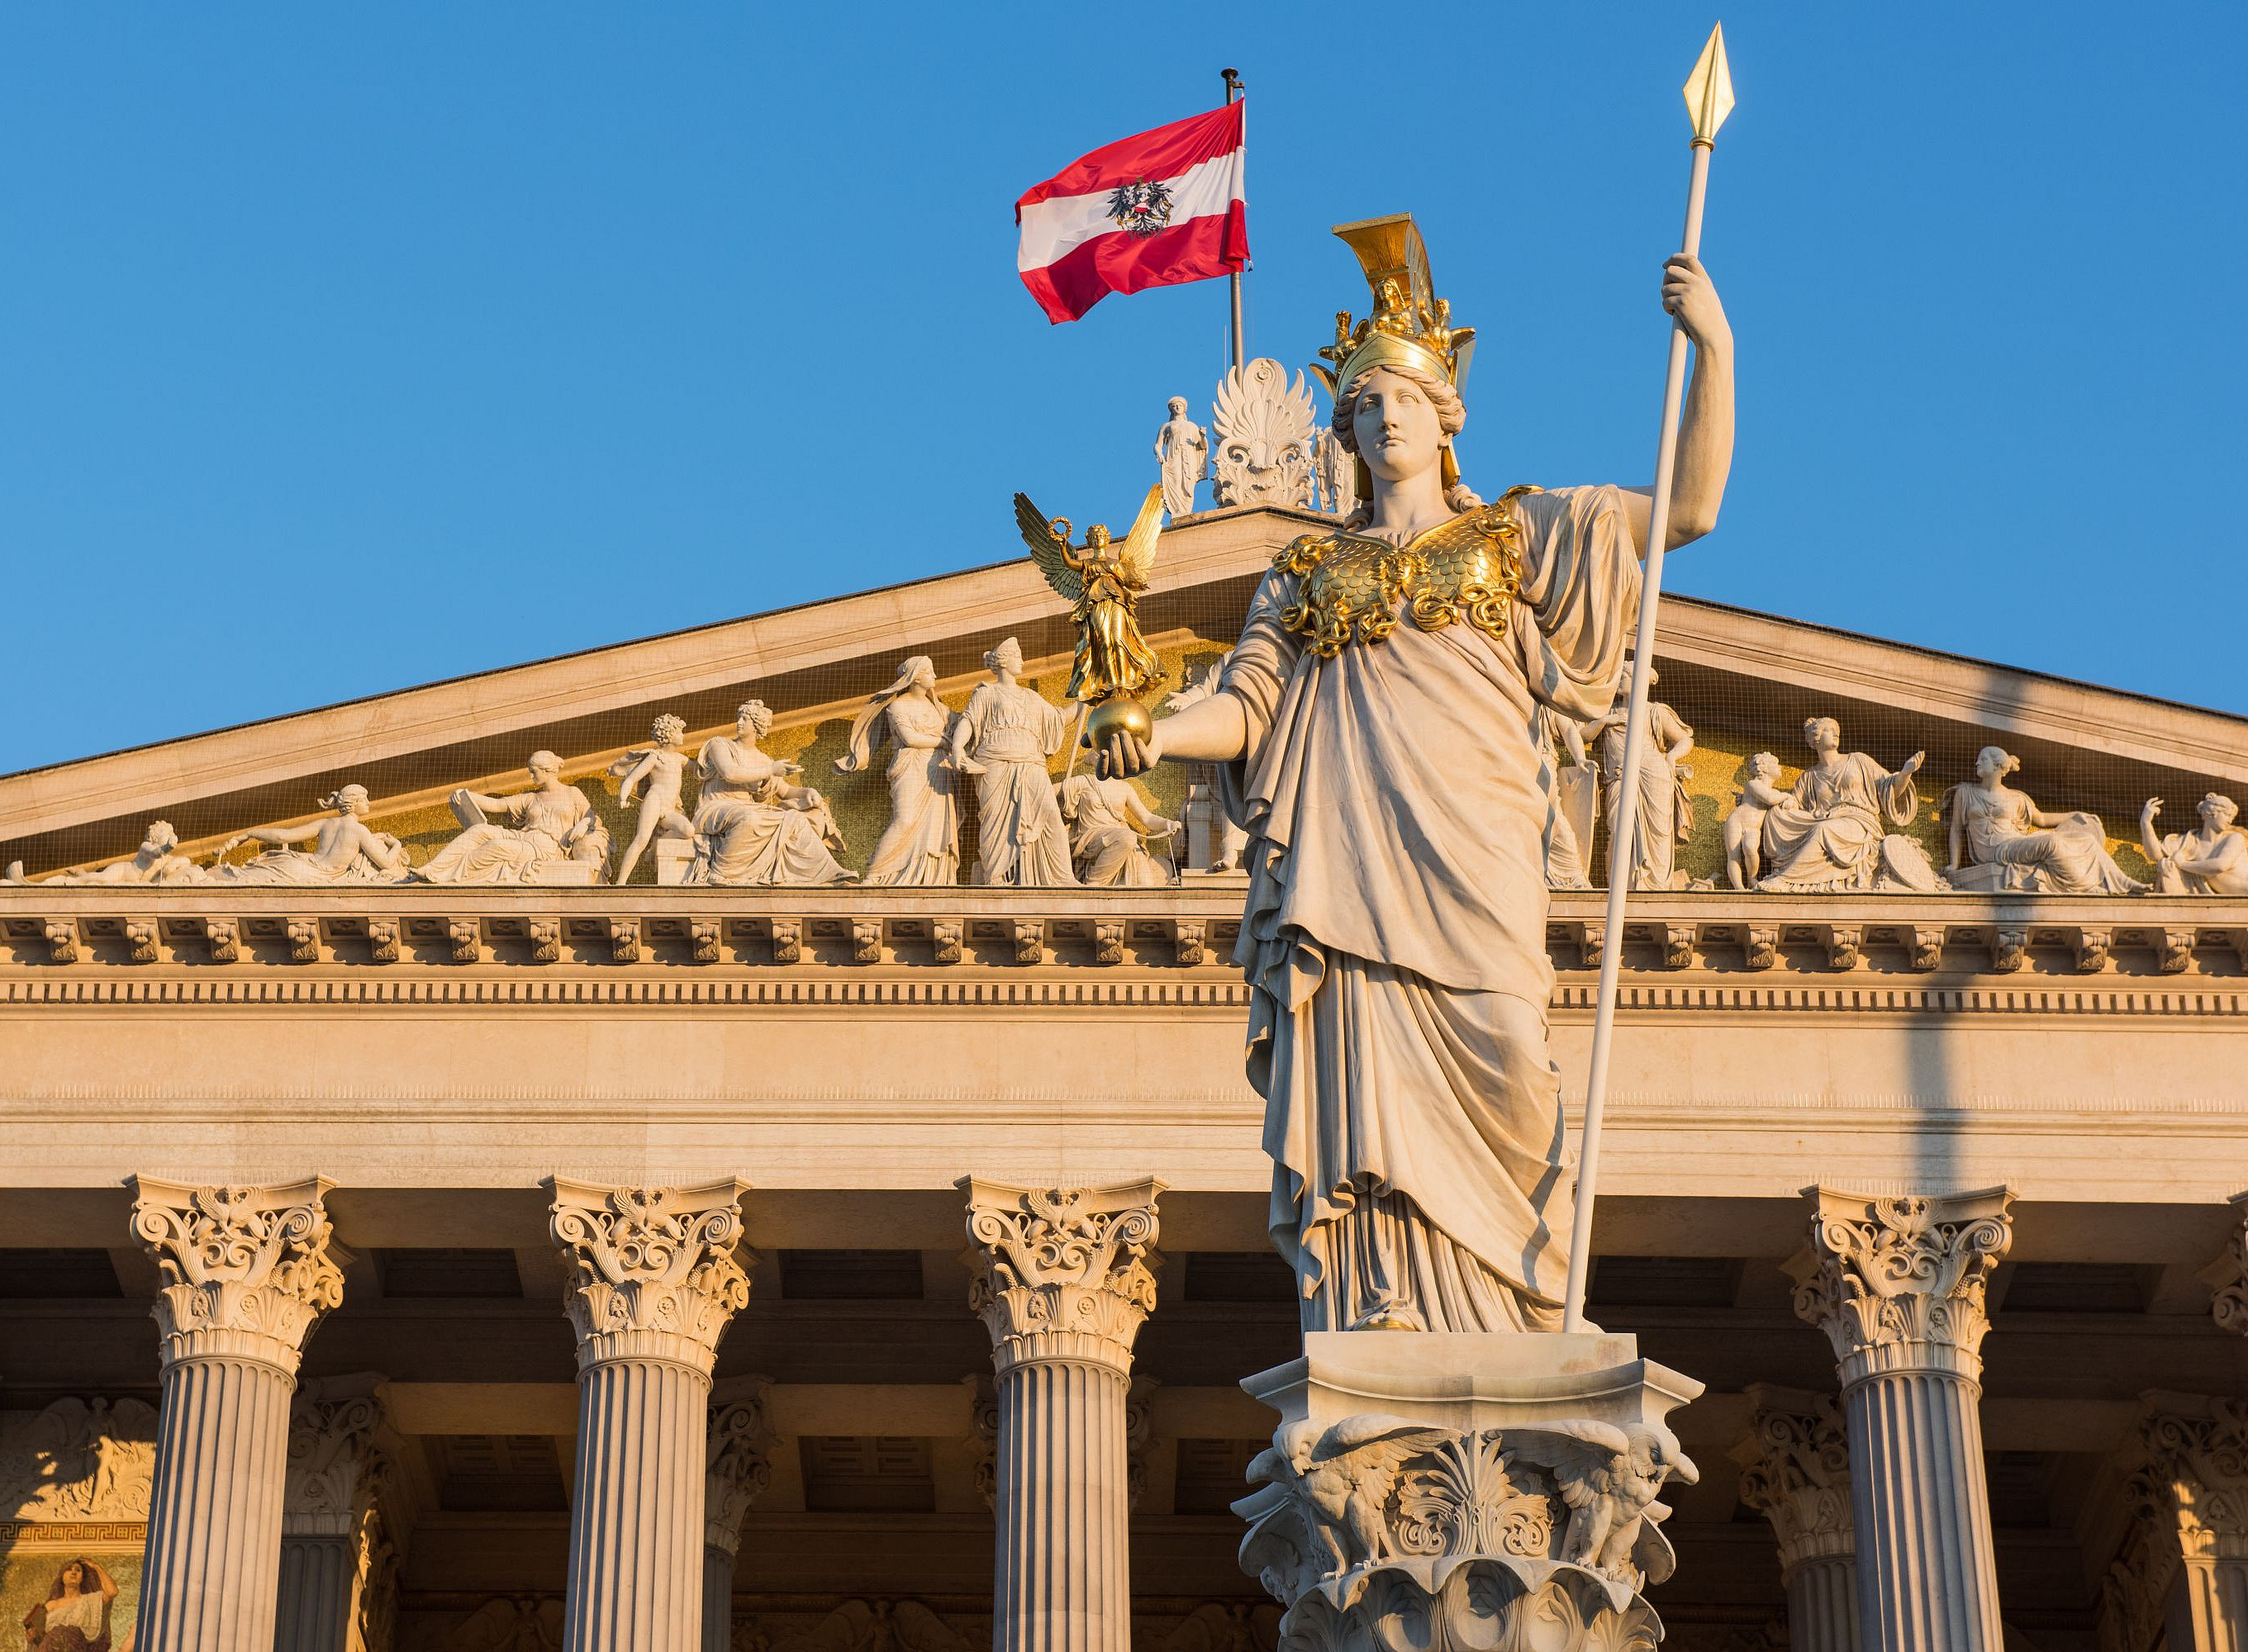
[
  {"x1": 1215, "y1": 486, "x2": 1638, "y2": 1332},
  {"x1": 958, "y1": 681, "x2": 1076, "y2": 888}
]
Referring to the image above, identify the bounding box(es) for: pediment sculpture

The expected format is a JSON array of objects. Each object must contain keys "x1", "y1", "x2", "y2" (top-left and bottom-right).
[
  {"x1": 416, "y1": 752, "x2": 609, "y2": 885},
  {"x1": 683, "y1": 701, "x2": 854, "y2": 888},
  {"x1": 2141, "y1": 792, "x2": 2248, "y2": 895},
  {"x1": 0, "y1": 1396, "x2": 159, "y2": 1521},
  {"x1": 836, "y1": 658, "x2": 962, "y2": 888},
  {"x1": 1751, "y1": 718, "x2": 1941, "y2": 894},
  {"x1": 1946, "y1": 747, "x2": 2144, "y2": 895}
]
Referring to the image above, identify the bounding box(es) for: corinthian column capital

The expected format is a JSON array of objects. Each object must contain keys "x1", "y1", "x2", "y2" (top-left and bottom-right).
[
  {"x1": 1787, "y1": 1184, "x2": 2014, "y2": 1384},
  {"x1": 545, "y1": 1178, "x2": 752, "y2": 1374},
  {"x1": 2133, "y1": 1394, "x2": 2248, "y2": 1561},
  {"x1": 706, "y1": 1375, "x2": 776, "y2": 1556},
  {"x1": 129, "y1": 1175, "x2": 344, "y2": 1373},
  {"x1": 960, "y1": 1178, "x2": 1163, "y2": 1374},
  {"x1": 1732, "y1": 1385, "x2": 1853, "y2": 1577},
  {"x1": 283, "y1": 1378, "x2": 387, "y2": 1539}
]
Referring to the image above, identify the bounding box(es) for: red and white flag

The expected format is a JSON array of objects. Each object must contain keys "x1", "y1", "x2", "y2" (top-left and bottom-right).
[{"x1": 1015, "y1": 102, "x2": 1248, "y2": 325}]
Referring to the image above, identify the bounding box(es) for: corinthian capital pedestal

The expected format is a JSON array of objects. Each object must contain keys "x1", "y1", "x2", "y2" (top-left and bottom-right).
[
  {"x1": 1789, "y1": 1186, "x2": 2013, "y2": 1652},
  {"x1": 2207, "y1": 1194, "x2": 2247, "y2": 1336},
  {"x1": 702, "y1": 1376, "x2": 775, "y2": 1652},
  {"x1": 128, "y1": 1175, "x2": 345, "y2": 1652},
  {"x1": 962, "y1": 1178, "x2": 1163, "y2": 1652},
  {"x1": 546, "y1": 1178, "x2": 753, "y2": 1652},
  {"x1": 1732, "y1": 1386, "x2": 1858, "y2": 1652}
]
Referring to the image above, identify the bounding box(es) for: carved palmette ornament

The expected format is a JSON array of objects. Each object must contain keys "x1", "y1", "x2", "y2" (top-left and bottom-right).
[
  {"x1": 1210, "y1": 359, "x2": 1318, "y2": 510},
  {"x1": 547, "y1": 1180, "x2": 753, "y2": 1361},
  {"x1": 1233, "y1": 1411, "x2": 1694, "y2": 1649}
]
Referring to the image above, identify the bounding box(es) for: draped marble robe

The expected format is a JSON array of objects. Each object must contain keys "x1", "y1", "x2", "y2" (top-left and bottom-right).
[{"x1": 1216, "y1": 486, "x2": 1638, "y2": 1332}]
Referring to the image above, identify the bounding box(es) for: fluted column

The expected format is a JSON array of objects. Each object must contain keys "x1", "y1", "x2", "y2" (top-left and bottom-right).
[
  {"x1": 701, "y1": 1376, "x2": 774, "y2": 1652},
  {"x1": 961, "y1": 1178, "x2": 1163, "y2": 1652},
  {"x1": 548, "y1": 1179, "x2": 752, "y2": 1652},
  {"x1": 1789, "y1": 1185, "x2": 2013, "y2": 1652},
  {"x1": 1733, "y1": 1385, "x2": 1860, "y2": 1652},
  {"x1": 129, "y1": 1176, "x2": 345, "y2": 1652},
  {"x1": 273, "y1": 1376, "x2": 390, "y2": 1652}
]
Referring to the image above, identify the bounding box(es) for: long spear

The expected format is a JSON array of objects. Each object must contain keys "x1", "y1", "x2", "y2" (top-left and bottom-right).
[{"x1": 1561, "y1": 24, "x2": 1736, "y2": 1334}]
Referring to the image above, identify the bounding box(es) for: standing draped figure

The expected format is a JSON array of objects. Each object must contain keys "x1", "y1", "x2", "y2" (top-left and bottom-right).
[
  {"x1": 949, "y1": 638, "x2": 1076, "y2": 887},
  {"x1": 837, "y1": 656, "x2": 962, "y2": 886},
  {"x1": 1094, "y1": 217, "x2": 1734, "y2": 1335},
  {"x1": 1587, "y1": 671, "x2": 1694, "y2": 892}
]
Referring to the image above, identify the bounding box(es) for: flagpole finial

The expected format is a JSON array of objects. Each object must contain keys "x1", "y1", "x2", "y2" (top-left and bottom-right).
[{"x1": 1683, "y1": 23, "x2": 1735, "y2": 146}]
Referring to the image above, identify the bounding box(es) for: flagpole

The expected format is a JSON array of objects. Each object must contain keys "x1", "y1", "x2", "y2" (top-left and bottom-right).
[
  {"x1": 1223, "y1": 67, "x2": 1244, "y2": 371},
  {"x1": 1561, "y1": 24, "x2": 1734, "y2": 1335}
]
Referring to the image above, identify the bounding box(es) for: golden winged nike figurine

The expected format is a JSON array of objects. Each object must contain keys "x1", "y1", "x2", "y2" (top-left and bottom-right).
[{"x1": 1014, "y1": 484, "x2": 1168, "y2": 743}]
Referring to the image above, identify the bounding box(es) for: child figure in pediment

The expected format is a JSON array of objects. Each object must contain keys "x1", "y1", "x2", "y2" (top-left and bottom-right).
[
  {"x1": 608, "y1": 714, "x2": 696, "y2": 886},
  {"x1": 1723, "y1": 752, "x2": 1789, "y2": 890}
]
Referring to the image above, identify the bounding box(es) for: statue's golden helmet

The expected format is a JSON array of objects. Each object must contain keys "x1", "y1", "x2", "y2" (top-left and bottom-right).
[{"x1": 1310, "y1": 214, "x2": 1477, "y2": 495}]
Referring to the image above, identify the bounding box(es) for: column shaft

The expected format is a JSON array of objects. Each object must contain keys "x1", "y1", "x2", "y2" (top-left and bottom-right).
[
  {"x1": 273, "y1": 1536, "x2": 354, "y2": 1650},
  {"x1": 1789, "y1": 1555, "x2": 1860, "y2": 1652},
  {"x1": 565, "y1": 1352, "x2": 711, "y2": 1650},
  {"x1": 1843, "y1": 1368, "x2": 2001, "y2": 1652},
  {"x1": 996, "y1": 1355, "x2": 1133, "y2": 1652},
  {"x1": 138, "y1": 1351, "x2": 297, "y2": 1652},
  {"x1": 702, "y1": 1545, "x2": 734, "y2": 1652}
]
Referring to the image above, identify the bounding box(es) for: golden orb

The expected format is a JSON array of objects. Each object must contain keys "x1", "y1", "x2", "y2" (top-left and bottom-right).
[{"x1": 1084, "y1": 696, "x2": 1154, "y2": 751}]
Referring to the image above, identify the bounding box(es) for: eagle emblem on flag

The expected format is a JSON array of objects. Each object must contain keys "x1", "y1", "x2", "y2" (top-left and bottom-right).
[{"x1": 1105, "y1": 178, "x2": 1175, "y2": 238}]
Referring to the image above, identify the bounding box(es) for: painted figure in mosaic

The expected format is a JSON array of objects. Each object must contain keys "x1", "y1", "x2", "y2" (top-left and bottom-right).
[
  {"x1": 1153, "y1": 396, "x2": 1209, "y2": 519},
  {"x1": 1755, "y1": 718, "x2": 1941, "y2": 893},
  {"x1": 685, "y1": 700, "x2": 853, "y2": 887},
  {"x1": 416, "y1": 752, "x2": 607, "y2": 883},
  {"x1": 1057, "y1": 773, "x2": 1181, "y2": 887},
  {"x1": 949, "y1": 638, "x2": 1077, "y2": 887},
  {"x1": 211, "y1": 784, "x2": 410, "y2": 884},
  {"x1": 1946, "y1": 746, "x2": 2144, "y2": 895},
  {"x1": 837, "y1": 656, "x2": 962, "y2": 887},
  {"x1": 22, "y1": 1557, "x2": 119, "y2": 1652},
  {"x1": 1100, "y1": 215, "x2": 1734, "y2": 1332},
  {"x1": 608, "y1": 714, "x2": 697, "y2": 886},
  {"x1": 2140, "y1": 793, "x2": 2248, "y2": 895},
  {"x1": 1586, "y1": 664, "x2": 1694, "y2": 891}
]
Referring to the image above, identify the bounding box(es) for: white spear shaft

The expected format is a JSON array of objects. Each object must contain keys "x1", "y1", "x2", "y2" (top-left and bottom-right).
[{"x1": 1561, "y1": 24, "x2": 1734, "y2": 1334}]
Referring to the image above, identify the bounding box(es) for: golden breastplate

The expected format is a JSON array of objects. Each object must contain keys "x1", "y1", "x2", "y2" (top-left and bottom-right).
[{"x1": 1274, "y1": 487, "x2": 1538, "y2": 657}]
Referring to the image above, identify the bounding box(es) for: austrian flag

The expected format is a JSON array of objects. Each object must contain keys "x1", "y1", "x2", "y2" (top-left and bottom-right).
[{"x1": 1015, "y1": 102, "x2": 1248, "y2": 325}]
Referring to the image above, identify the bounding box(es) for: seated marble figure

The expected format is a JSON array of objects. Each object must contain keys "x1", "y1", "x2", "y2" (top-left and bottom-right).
[
  {"x1": 1946, "y1": 746, "x2": 2142, "y2": 895},
  {"x1": 2141, "y1": 793, "x2": 2248, "y2": 895},
  {"x1": 416, "y1": 752, "x2": 610, "y2": 885},
  {"x1": 1755, "y1": 717, "x2": 1941, "y2": 893},
  {"x1": 683, "y1": 700, "x2": 854, "y2": 887},
  {"x1": 1056, "y1": 774, "x2": 1181, "y2": 887}
]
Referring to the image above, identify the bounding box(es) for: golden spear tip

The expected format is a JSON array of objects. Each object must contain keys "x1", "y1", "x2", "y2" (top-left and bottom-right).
[{"x1": 1683, "y1": 21, "x2": 1735, "y2": 144}]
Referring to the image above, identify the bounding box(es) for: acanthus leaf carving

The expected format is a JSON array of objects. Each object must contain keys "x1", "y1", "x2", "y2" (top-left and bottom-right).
[
  {"x1": 546, "y1": 1178, "x2": 753, "y2": 1372},
  {"x1": 706, "y1": 1375, "x2": 777, "y2": 1555},
  {"x1": 0, "y1": 1397, "x2": 159, "y2": 1521},
  {"x1": 960, "y1": 1179, "x2": 1162, "y2": 1370},
  {"x1": 1787, "y1": 1186, "x2": 2014, "y2": 1380},
  {"x1": 1730, "y1": 1389, "x2": 1853, "y2": 1574},
  {"x1": 130, "y1": 1175, "x2": 344, "y2": 1371}
]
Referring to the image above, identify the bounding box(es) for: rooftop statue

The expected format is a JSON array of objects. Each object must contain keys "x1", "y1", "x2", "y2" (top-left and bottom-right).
[
  {"x1": 948, "y1": 638, "x2": 1076, "y2": 888},
  {"x1": 1151, "y1": 396, "x2": 1209, "y2": 519},
  {"x1": 10, "y1": 820, "x2": 207, "y2": 886},
  {"x1": 837, "y1": 656, "x2": 962, "y2": 888},
  {"x1": 1946, "y1": 746, "x2": 2144, "y2": 895},
  {"x1": 608, "y1": 714, "x2": 697, "y2": 886},
  {"x1": 1056, "y1": 773, "x2": 1180, "y2": 887},
  {"x1": 684, "y1": 700, "x2": 853, "y2": 887},
  {"x1": 1100, "y1": 213, "x2": 1735, "y2": 1332},
  {"x1": 1015, "y1": 486, "x2": 1167, "y2": 750},
  {"x1": 211, "y1": 785, "x2": 411, "y2": 884},
  {"x1": 1585, "y1": 660, "x2": 1694, "y2": 890},
  {"x1": 2141, "y1": 793, "x2": 2248, "y2": 895},
  {"x1": 1754, "y1": 717, "x2": 1941, "y2": 893},
  {"x1": 416, "y1": 752, "x2": 609, "y2": 884}
]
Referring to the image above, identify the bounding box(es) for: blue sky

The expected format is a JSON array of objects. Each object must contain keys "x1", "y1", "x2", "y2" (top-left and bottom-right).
[{"x1": 3, "y1": 3, "x2": 2242, "y2": 773}]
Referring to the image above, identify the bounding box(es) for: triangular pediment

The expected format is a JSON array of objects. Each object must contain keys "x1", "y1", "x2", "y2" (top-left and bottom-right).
[{"x1": 3, "y1": 501, "x2": 2243, "y2": 884}]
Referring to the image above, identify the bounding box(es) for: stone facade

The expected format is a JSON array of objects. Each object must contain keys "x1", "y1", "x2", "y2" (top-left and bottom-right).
[{"x1": 0, "y1": 506, "x2": 2244, "y2": 1649}]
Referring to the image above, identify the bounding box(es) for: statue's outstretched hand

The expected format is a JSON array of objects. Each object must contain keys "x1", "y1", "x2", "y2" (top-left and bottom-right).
[
  {"x1": 1661, "y1": 254, "x2": 1729, "y2": 347},
  {"x1": 1096, "y1": 729, "x2": 1160, "y2": 780}
]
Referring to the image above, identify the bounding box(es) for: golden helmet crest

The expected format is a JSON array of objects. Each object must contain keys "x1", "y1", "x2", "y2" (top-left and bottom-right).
[{"x1": 1309, "y1": 214, "x2": 1477, "y2": 400}]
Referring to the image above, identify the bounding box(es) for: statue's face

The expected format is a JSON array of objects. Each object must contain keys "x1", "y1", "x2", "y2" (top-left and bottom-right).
[
  {"x1": 1808, "y1": 722, "x2": 1840, "y2": 755},
  {"x1": 1350, "y1": 368, "x2": 1444, "y2": 487}
]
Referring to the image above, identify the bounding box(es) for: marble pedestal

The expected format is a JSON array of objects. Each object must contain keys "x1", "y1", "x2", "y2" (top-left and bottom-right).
[{"x1": 1236, "y1": 1333, "x2": 1703, "y2": 1652}]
